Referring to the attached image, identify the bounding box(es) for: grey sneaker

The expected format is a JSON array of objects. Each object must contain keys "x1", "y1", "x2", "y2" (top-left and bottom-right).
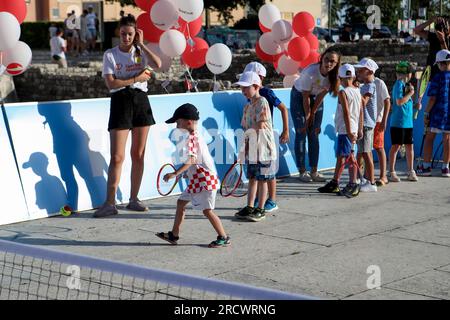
[
  {"x1": 93, "y1": 204, "x2": 118, "y2": 218},
  {"x1": 311, "y1": 172, "x2": 326, "y2": 182},
  {"x1": 126, "y1": 199, "x2": 148, "y2": 211},
  {"x1": 299, "y1": 171, "x2": 313, "y2": 182}
]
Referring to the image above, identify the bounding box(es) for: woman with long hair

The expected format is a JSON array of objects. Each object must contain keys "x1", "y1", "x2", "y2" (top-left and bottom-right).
[
  {"x1": 94, "y1": 14, "x2": 162, "y2": 217},
  {"x1": 290, "y1": 48, "x2": 341, "y2": 182}
]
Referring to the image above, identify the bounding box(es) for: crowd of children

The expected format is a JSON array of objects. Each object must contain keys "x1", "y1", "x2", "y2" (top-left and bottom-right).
[{"x1": 154, "y1": 51, "x2": 450, "y2": 248}]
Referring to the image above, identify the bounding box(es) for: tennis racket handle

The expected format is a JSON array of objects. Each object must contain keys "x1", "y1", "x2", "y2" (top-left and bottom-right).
[{"x1": 414, "y1": 97, "x2": 423, "y2": 120}]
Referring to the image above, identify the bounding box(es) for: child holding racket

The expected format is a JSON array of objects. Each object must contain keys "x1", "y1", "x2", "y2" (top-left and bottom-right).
[
  {"x1": 241, "y1": 62, "x2": 290, "y2": 212},
  {"x1": 318, "y1": 64, "x2": 362, "y2": 197},
  {"x1": 421, "y1": 50, "x2": 450, "y2": 177},
  {"x1": 234, "y1": 72, "x2": 277, "y2": 222},
  {"x1": 156, "y1": 103, "x2": 230, "y2": 248},
  {"x1": 388, "y1": 61, "x2": 419, "y2": 182}
]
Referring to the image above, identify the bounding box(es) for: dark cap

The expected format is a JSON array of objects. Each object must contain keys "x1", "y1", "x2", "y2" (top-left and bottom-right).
[{"x1": 165, "y1": 103, "x2": 200, "y2": 123}]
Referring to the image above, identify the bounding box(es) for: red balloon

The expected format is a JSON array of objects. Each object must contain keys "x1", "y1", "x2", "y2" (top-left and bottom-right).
[
  {"x1": 182, "y1": 37, "x2": 209, "y2": 69},
  {"x1": 177, "y1": 16, "x2": 203, "y2": 39},
  {"x1": 136, "y1": 13, "x2": 164, "y2": 43},
  {"x1": 305, "y1": 33, "x2": 319, "y2": 51},
  {"x1": 293, "y1": 12, "x2": 315, "y2": 37},
  {"x1": 134, "y1": 0, "x2": 156, "y2": 12},
  {"x1": 287, "y1": 37, "x2": 311, "y2": 62},
  {"x1": 0, "y1": 0, "x2": 27, "y2": 24},
  {"x1": 300, "y1": 50, "x2": 321, "y2": 69},
  {"x1": 259, "y1": 21, "x2": 271, "y2": 33}
]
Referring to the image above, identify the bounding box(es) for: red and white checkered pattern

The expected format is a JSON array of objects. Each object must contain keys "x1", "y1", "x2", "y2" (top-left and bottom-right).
[
  {"x1": 187, "y1": 167, "x2": 219, "y2": 194},
  {"x1": 188, "y1": 134, "x2": 198, "y2": 157}
]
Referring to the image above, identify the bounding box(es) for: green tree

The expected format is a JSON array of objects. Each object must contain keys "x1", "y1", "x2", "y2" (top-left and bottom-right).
[
  {"x1": 341, "y1": 0, "x2": 403, "y2": 30},
  {"x1": 410, "y1": 0, "x2": 450, "y2": 19}
]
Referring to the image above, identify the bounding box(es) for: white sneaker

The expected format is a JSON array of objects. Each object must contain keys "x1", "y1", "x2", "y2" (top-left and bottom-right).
[
  {"x1": 311, "y1": 172, "x2": 326, "y2": 182},
  {"x1": 356, "y1": 177, "x2": 367, "y2": 185},
  {"x1": 299, "y1": 171, "x2": 313, "y2": 182},
  {"x1": 407, "y1": 170, "x2": 418, "y2": 182},
  {"x1": 360, "y1": 181, "x2": 378, "y2": 192}
]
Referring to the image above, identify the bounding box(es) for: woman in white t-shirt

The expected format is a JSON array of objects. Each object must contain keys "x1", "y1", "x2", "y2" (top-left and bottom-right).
[
  {"x1": 94, "y1": 14, "x2": 162, "y2": 218},
  {"x1": 290, "y1": 48, "x2": 341, "y2": 182}
]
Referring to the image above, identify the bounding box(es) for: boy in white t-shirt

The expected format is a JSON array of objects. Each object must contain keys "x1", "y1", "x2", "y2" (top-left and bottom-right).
[
  {"x1": 50, "y1": 28, "x2": 67, "y2": 68},
  {"x1": 373, "y1": 77, "x2": 391, "y2": 186},
  {"x1": 318, "y1": 64, "x2": 362, "y2": 197},
  {"x1": 156, "y1": 104, "x2": 230, "y2": 248}
]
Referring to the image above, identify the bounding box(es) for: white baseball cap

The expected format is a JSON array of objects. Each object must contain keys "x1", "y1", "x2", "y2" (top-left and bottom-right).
[
  {"x1": 243, "y1": 61, "x2": 267, "y2": 77},
  {"x1": 234, "y1": 71, "x2": 262, "y2": 87},
  {"x1": 435, "y1": 49, "x2": 450, "y2": 64},
  {"x1": 338, "y1": 64, "x2": 356, "y2": 78},
  {"x1": 354, "y1": 58, "x2": 379, "y2": 73}
]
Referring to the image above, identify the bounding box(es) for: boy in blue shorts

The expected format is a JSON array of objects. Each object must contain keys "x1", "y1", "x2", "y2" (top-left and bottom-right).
[
  {"x1": 234, "y1": 71, "x2": 277, "y2": 222},
  {"x1": 388, "y1": 61, "x2": 419, "y2": 182},
  {"x1": 241, "y1": 62, "x2": 289, "y2": 212},
  {"x1": 422, "y1": 50, "x2": 450, "y2": 177},
  {"x1": 318, "y1": 64, "x2": 362, "y2": 197}
]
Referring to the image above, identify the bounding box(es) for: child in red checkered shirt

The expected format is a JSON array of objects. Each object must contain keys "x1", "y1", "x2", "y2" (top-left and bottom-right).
[{"x1": 156, "y1": 103, "x2": 230, "y2": 248}]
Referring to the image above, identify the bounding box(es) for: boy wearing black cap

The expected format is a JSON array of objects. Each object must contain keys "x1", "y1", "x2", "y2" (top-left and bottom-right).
[{"x1": 156, "y1": 103, "x2": 230, "y2": 248}]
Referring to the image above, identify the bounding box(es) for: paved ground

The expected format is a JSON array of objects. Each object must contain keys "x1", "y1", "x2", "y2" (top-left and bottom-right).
[{"x1": 0, "y1": 160, "x2": 449, "y2": 300}]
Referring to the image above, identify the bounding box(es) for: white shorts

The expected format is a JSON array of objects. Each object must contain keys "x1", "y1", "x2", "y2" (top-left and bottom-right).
[
  {"x1": 430, "y1": 127, "x2": 450, "y2": 134},
  {"x1": 179, "y1": 190, "x2": 217, "y2": 211}
]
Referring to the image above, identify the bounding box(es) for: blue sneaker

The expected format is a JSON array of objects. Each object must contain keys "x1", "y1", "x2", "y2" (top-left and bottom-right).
[{"x1": 264, "y1": 199, "x2": 279, "y2": 212}]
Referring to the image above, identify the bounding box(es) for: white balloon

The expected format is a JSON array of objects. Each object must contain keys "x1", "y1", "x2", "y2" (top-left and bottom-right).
[
  {"x1": 151, "y1": 0, "x2": 179, "y2": 31},
  {"x1": 283, "y1": 74, "x2": 300, "y2": 88},
  {"x1": 258, "y1": 4, "x2": 281, "y2": 29},
  {"x1": 174, "y1": 0, "x2": 204, "y2": 23},
  {"x1": 146, "y1": 42, "x2": 172, "y2": 73},
  {"x1": 206, "y1": 43, "x2": 232, "y2": 75},
  {"x1": 0, "y1": 12, "x2": 21, "y2": 51},
  {"x1": 271, "y1": 20, "x2": 293, "y2": 44},
  {"x1": 259, "y1": 32, "x2": 281, "y2": 55},
  {"x1": 2, "y1": 41, "x2": 32, "y2": 76},
  {"x1": 278, "y1": 55, "x2": 300, "y2": 76},
  {"x1": 0, "y1": 64, "x2": 5, "y2": 76},
  {"x1": 159, "y1": 30, "x2": 187, "y2": 57}
]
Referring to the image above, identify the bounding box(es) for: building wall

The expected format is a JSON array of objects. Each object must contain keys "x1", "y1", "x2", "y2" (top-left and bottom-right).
[
  {"x1": 25, "y1": 0, "x2": 140, "y2": 22},
  {"x1": 24, "y1": 0, "x2": 323, "y2": 26}
]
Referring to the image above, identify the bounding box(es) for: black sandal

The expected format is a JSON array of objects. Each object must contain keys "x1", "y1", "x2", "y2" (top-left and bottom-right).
[{"x1": 156, "y1": 231, "x2": 179, "y2": 245}]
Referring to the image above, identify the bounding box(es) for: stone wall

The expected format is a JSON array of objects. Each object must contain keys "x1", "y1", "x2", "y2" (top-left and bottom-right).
[{"x1": 12, "y1": 39, "x2": 430, "y2": 102}]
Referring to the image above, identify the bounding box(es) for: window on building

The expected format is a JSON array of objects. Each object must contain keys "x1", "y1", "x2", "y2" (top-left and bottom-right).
[
  {"x1": 281, "y1": 12, "x2": 294, "y2": 21},
  {"x1": 52, "y1": 8, "x2": 59, "y2": 19}
]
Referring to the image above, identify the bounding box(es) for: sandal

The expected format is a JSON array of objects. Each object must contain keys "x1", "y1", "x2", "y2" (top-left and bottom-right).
[
  {"x1": 156, "y1": 231, "x2": 179, "y2": 245},
  {"x1": 375, "y1": 179, "x2": 388, "y2": 187}
]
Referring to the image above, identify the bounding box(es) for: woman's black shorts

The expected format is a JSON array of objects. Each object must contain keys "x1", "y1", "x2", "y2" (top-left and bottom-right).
[{"x1": 108, "y1": 87, "x2": 156, "y2": 131}]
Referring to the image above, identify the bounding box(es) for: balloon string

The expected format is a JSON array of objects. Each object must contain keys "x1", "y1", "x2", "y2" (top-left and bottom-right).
[
  {"x1": 185, "y1": 65, "x2": 198, "y2": 92},
  {"x1": 187, "y1": 22, "x2": 192, "y2": 42}
]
